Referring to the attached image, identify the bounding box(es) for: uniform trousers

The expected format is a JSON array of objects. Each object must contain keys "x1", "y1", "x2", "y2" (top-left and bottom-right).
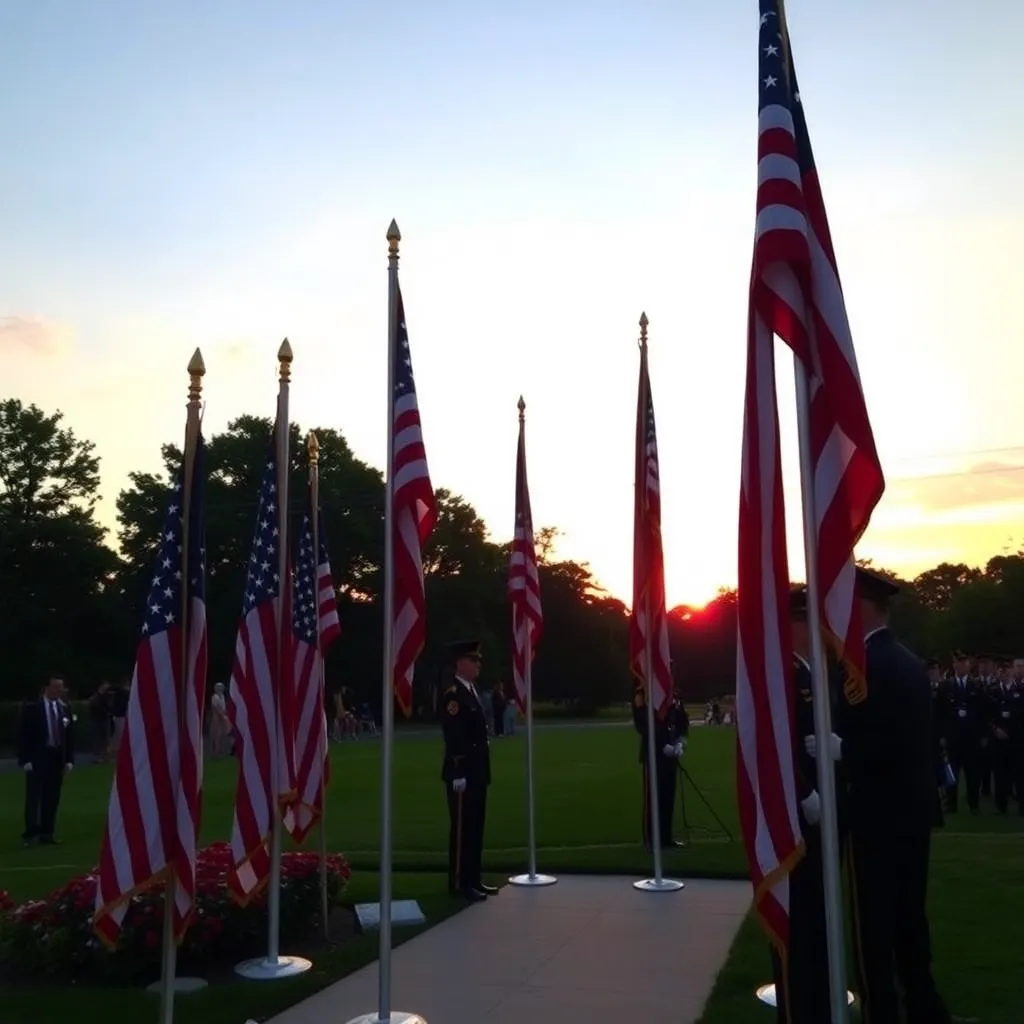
[
  {"x1": 640, "y1": 759, "x2": 676, "y2": 848},
  {"x1": 847, "y1": 829, "x2": 950, "y2": 1024},
  {"x1": 770, "y1": 825, "x2": 833, "y2": 1024},
  {"x1": 446, "y1": 781, "x2": 487, "y2": 893},
  {"x1": 22, "y1": 748, "x2": 65, "y2": 841},
  {"x1": 947, "y1": 745, "x2": 981, "y2": 811},
  {"x1": 991, "y1": 736, "x2": 1014, "y2": 812}
]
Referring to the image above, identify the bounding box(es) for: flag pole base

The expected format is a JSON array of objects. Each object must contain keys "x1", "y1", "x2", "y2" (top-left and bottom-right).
[
  {"x1": 508, "y1": 872, "x2": 558, "y2": 887},
  {"x1": 145, "y1": 976, "x2": 207, "y2": 995},
  {"x1": 633, "y1": 877, "x2": 685, "y2": 892},
  {"x1": 234, "y1": 955, "x2": 313, "y2": 980},
  {"x1": 755, "y1": 983, "x2": 855, "y2": 1007},
  {"x1": 342, "y1": 1013, "x2": 428, "y2": 1024}
]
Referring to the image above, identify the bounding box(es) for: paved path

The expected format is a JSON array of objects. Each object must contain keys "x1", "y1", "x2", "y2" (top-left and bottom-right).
[{"x1": 267, "y1": 875, "x2": 751, "y2": 1024}]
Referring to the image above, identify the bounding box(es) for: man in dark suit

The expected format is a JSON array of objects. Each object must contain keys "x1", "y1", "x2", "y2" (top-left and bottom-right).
[
  {"x1": 940, "y1": 650, "x2": 987, "y2": 814},
  {"x1": 439, "y1": 640, "x2": 496, "y2": 901},
  {"x1": 772, "y1": 586, "x2": 843, "y2": 1024},
  {"x1": 807, "y1": 568, "x2": 951, "y2": 1024},
  {"x1": 632, "y1": 679, "x2": 686, "y2": 849},
  {"x1": 17, "y1": 674, "x2": 75, "y2": 847}
]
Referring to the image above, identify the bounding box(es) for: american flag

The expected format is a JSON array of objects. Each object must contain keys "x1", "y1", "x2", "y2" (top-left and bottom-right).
[
  {"x1": 227, "y1": 443, "x2": 297, "y2": 902},
  {"x1": 284, "y1": 509, "x2": 340, "y2": 844},
  {"x1": 736, "y1": 0, "x2": 884, "y2": 952},
  {"x1": 629, "y1": 340, "x2": 672, "y2": 716},
  {"x1": 390, "y1": 282, "x2": 437, "y2": 718},
  {"x1": 509, "y1": 404, "x2": 543, "y2": 713},
  {"x1": 94, "y1": 434, "x2": 207, "y2": 947}
]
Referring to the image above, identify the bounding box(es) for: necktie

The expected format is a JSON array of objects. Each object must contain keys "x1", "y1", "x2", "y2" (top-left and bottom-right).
[{"x1": 49, "y1": 702, "x2": 58, "y2": 745}]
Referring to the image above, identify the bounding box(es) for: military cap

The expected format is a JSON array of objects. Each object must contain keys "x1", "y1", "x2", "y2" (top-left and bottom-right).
[
  {"x1": 977, "y1": 653, "x2": 994, "y2": 662},
  {"x1": 951, "y1": 649, "x2": 968, "y2": 661},
  {"x1": 854, "y1": 566, "x2": 900, "y2": 605},
  {"x1": 447, "y1": 639, "x2": 482, "y2": 661},
  {"x1": 925, "y1": 657, "x2": 940, "y2": 668}
]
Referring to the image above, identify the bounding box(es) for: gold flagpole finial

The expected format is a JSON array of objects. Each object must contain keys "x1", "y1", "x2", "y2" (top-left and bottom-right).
[
  {"x1": 307, "y1": 430, "x2": 320, "y2": 465},
  {"x1": 387, "y1": 219, "x2": 401, "y2": 260},
  {"x1": 187, "y1": 348, "x2": 206, "y2": 403},
  {"x1": 278, "y1": 338, "x2": 293, "y2": 383},
  {"x1": 517, "y1": 395, "x2": 526, "y2": 422},
  {"x1": 639, "y1": 312, "x2": 649, "y2": 349}
]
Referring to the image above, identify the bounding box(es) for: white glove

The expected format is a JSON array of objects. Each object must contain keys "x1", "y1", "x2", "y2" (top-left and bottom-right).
[
  {"x1": 452, "y1": 778, "x2": 466, "y2": 793},
  {"x1": 22, "y1": 762, "x2": 32, "y2": 773},
  {"x1": 800, "y1": 789, "x2": 822, "y2": 825},
  {"x1": 662, "y1": 744, "x2": 675, "y2": 757},
  {"x1": 64, "y1": 763, "x2": 73, "y2": 773},
  {"x1": 804, "y1": 733, "x2": 842, "y2": 761},
  {"x1": 673, "y1": 742, "x2": 683, "y2": 758}
]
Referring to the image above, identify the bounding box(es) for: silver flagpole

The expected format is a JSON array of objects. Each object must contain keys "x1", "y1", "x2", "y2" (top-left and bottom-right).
[
  {"x1": 308, "y1": 432, "x2": 331, "y2": 942},
  {"x1": 155, "y1": 350, "x2": 209, "y2": 1022},
  {"x1": 792, "y1": 357, "x2": 850, "y2": 1022},
  {"x1": 509, "y1": 398, "x2": 556, "y2": 889},
  {"x1": 632, "y1": 316, "x2": 682, "y2": 894},
  {"x1": 344, "y1": 221, "x2": 426, "y2": 1024},
  {"x1": 236, "y1": 341, "x2": 312, "y2": 980}
]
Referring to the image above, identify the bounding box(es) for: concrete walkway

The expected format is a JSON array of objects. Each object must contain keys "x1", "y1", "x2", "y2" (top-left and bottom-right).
[{"x1": 268, "y1": 875, "x2": 751, "y2": 1024}]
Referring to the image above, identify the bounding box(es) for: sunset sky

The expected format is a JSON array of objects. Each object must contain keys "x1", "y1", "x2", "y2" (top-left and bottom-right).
[{"x1": 3, "y1": 0, "x2": 1022, "y2": 607}]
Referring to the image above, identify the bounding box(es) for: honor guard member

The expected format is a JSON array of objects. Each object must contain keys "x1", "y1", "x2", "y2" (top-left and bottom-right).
[
  {"x1": 771, "y1": 586, "x2": 844, "y2": 1024},
  {"x1": 990, "y1": 658, "x2": 1017, "y2": 814},
  {"x1": 809, "y1": 567, "x2": 952, "y2": 1024},
  {"x1": 1009, "y1": 673, "x2": 1024, "y2": 814},
  {"x1": 439, "y1": 640, "x2": 496, "y2": 901},
  {"x1": 632, "y1": 678, "x2": 685, "y2": 850},
  {"x1": 941, "y1": 650, "x2": 988, "y2": 814}
]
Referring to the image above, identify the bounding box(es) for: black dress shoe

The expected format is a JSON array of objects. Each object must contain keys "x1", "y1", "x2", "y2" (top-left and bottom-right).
[
  {"x1": 477, "y1": 883, "x2": 499, "y2": 895},
  {"x1": 662, "y1": 840, "x2": 686, "y2": 849},
  {"x1": 39, "y1": 836, "x2": 59, "y2": 846},
  {"x1": 461, "y1": 888, "x2": 487, "y2": 902}
]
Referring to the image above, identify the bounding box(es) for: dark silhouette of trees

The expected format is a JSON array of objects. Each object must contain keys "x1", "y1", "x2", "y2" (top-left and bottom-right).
[{"x1": 2, "y1": 395, "x2": 1023, "y2": 707}]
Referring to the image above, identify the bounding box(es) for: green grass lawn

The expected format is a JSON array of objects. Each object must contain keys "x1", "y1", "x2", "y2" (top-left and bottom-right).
[{"x1": 1, "y1": 724, "x2": 1022, "y2": 1023}]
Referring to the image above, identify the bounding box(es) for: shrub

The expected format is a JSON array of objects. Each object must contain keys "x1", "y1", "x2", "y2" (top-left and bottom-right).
[{"x1": 0, "y1": 842, "x2": 351, "y2": 984}]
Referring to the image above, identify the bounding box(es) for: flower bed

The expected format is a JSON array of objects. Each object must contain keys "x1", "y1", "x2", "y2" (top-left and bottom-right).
[{"x1": 0, "y1": 842, "x2": 352, "y2": 985}]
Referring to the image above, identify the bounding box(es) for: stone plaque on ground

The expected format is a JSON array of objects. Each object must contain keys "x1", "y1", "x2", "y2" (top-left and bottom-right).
[{"x1": 354, "y1": 900, "x2": 426, "y2": 930}]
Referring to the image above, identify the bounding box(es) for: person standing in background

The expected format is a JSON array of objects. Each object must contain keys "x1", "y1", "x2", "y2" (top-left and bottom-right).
[
  {"x1": 17, "y1": 674, "x2": 75, "y2": 847},
  {"x1": 110, "y1": 678, "x2": 130, "y2": 756}
]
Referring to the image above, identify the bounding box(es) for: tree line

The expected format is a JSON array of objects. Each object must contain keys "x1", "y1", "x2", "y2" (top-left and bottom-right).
[{"x1": 0, "y1": 396, "x2": 1019, "y2": 712}]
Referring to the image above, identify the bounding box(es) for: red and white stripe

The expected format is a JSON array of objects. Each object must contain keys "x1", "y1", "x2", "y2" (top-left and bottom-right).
[
  {"x1": 509, "y1": 408, "x2": 543, "y2": 713},
  {"x1": 285, "y1": 559, "x2": 340, "y2": 843},
  {"x1": 629, "y1": 345, "x2": 672, "y2": 716}
]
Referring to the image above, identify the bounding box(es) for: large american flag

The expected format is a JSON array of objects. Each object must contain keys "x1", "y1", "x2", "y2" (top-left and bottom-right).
[
  {"x1": 227, "y1": 443, "x2": 297, "y2": 902},
  {"x1": 629, "y1": 340, "x2": 672, "y2": 716},
  {"x1": 390, "y1": 282, "x2": 437, "y2": 718},
  {"x1": 736, "y1": 0, "x2": 885, "y2": 951},
  {"x1": 284, "y1": 508, "x2": 340, "y2": 844},
  {"x1": 508, "y1": 404, "x2": 543, "y2": 713},
  {"x1": 94, "y1": 434, "x2": 207, "y2": 946}
]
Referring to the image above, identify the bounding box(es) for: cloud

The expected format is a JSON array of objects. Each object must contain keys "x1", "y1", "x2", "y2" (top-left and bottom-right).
[
  {"x1": 886, "y1": 460, "x2": 1024, "y2": 516},
  {"x1": 0, "y1": 315, "x2": 75, "y2": 356}
]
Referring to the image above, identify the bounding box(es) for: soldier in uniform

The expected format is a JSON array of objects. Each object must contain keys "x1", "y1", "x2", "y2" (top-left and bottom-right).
[
  {"x1": 439, "y1": 640, "x2": 497, "y2": 901},
  {"x1": 941, "y1": 650, "x2": 988, "y2": 814},
  {"x1": 809, "y1": 567, "x2": 951, "y2": 1024},
  {"x1": 632, "y1": 679, "x2": 685, "y2": 850},
  {"x1": 771, "y1": 587, "x2": 843, "y2": 1024},
  {"x1": 990, "y1": 657, "x2": 1017, "y2": 815},
  {"x1": 1009, "y1": 673, "x2": 1024, "y2": 814}
]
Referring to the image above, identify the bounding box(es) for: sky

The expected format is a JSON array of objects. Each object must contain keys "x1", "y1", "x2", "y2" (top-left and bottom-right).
[{"x1": 2, "y1": 0, "x2": 1023, "y2": 608}]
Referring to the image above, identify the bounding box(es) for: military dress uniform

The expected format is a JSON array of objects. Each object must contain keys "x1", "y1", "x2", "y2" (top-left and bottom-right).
[
  {"x1": 632, "y1": 684, "x2": 685, "y2": 849},
  {"x1": 440, "y1": 641, "x2": 494, "y2": 900},
  {"x1": 989, "y1": 671, "x2": 1017, "y2": 814},
  {"x1": 836, "y1": 569, "x2": 950, "y2": 1024},
  {"x1": 1004, "y1": 681, "x2": 1024, "y2": 815},
  {"x1": 939, "y1": 661, "x2": 989, "y2": 814}
]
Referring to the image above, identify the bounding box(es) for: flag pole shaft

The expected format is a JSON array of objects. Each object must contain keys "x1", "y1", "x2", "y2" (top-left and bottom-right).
[
  {"x1": 377, "y1": 227, "x2": 400, "y2": 1023},
  {"x1": 159, "y1": 351, "x2": 204, "y2": 1024},
  {"x1": 643, "y1": 585, "x2": 664, "y2": 883},
  {"x1": 309, "y1": 449, "x2": 330, "y2": 942},
  {"x1": 524, "y1": 633, "x2": 537, "y2": 879},
  {"x1": 792, "y1": 356, "x2": 849, "y2": 1024},
  {"x1": 268, "y1": 344, "x2": 293, "y2": 966}
]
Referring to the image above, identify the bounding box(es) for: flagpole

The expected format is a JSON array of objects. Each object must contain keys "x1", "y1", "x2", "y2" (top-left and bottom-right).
[
  {"x1": 237, "y1": 341, "x2": 312, "y2": 980},
  {"x1": 509, "y1": 400, "x2": 556, "y2": 890},
  {"x1": 631, "y1": 316, "x2": 683, "y2": 894},
  {"x1": 792, "y1": 358, "x2": 850, "y2": 1023},
  {"x1": 156, "y1": 348, "x2": 206, "y2": 1024},
  {"x1": 344, "y1": 221, "x2": 427, "y2": 1024},
  {"x1": 308, "y1": 431, "x2": 331, "y2": 942}
]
